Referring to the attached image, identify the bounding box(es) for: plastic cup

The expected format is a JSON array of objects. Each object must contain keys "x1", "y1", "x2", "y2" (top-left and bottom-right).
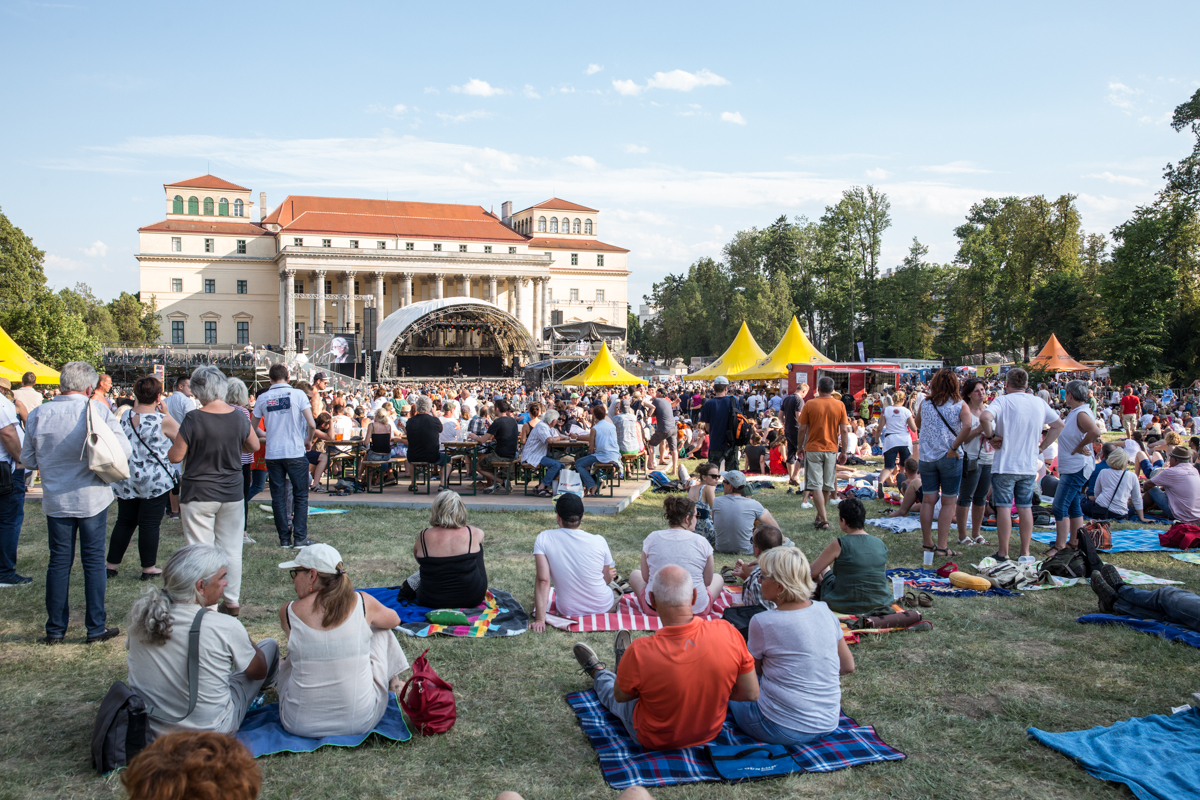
[
  {"x1": 1017, "y1": 555, "x2": 1036, "y2": 566},
  {"x1": 922, "y1": 550, "x2": 934, "y2": 567},
  {"x1": 891, "y1": 575, "x2": 905, "y2": 600}
]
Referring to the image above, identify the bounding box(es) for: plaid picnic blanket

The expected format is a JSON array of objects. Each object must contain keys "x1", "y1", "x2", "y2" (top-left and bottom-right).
[
  {"x1": 546, "y1": 587, "x2": 737, "y2": 632},
  {"x1": 1031, "y1": 528, "x2": 1174, "y2": 553},
  {"x1": 361, "y1": 587, "x2": 528, "y2": 637},
  {"x1": 887, "y1": 568, "x2": 1020, "y2": 598},
  {"x1": 566, "y1": 689, "x2": 905, "y2": 788},
  {"x1": 1077, "y1": 614, "x2": 1200, "y2": 649}
]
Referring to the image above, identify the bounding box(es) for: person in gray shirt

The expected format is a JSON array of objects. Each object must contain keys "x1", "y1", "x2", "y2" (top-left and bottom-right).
[
  {"x1": 648, "y1": 387, "x2": 679, "y2": 475},
  {"x1": 712, "y1": 471, "x2": 779, "y2": 554},
  {"x1": 22, "y1": 361, "x2": 131, "y2": 645}
]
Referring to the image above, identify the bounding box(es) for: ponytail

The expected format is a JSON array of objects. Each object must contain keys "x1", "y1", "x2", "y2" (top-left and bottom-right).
[{"x1": 315, "y1": 562, "x2": 357, "y2": 628}]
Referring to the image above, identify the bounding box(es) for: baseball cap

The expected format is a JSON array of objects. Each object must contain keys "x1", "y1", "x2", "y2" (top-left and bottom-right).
[
  {"x1": 555, "y1": 492, "x2": 585, "y2": 519},
  {"x1": 279, "y1": 543, "x2": 344, "y2": 573},
  {"x1": 714, "y1": 376, "x2": 730, "y2": 386},
  {"x1": 570, "y1": 392, "x2": 580, "y2": 399},
  {"x1": 721, "y1": 470, "x2": 755, "y2": 495},
  {"x1": 313, "y1": 372, "x2": 328, "y2": 381}
]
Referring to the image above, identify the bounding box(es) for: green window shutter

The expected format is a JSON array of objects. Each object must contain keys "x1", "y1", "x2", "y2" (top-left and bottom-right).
[
  {"x1": 218, "y1": 198, "x2": 229, "y2": 217},
  {"x1": 188, "y1": 196, "x2": 199, "y2": 214},
  {"x1": 203, "y1": 197, "x2": 214, "y2": 215},
  {"x1": 173, "y1": 195, "x2": 184, "y2": 214}
]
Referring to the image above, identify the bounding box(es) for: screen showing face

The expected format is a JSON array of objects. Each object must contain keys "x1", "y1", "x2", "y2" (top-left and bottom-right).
[{"x1": 330, "y1": 335, "x2": 357, "y2": 363}]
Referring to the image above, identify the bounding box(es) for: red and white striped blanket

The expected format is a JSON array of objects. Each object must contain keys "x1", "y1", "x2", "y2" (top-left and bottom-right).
[{"x1": 545, "y1": 586, "x2": 740, "y2": 632}]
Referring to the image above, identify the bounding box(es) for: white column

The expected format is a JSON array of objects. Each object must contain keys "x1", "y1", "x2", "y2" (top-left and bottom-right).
[
  {"x1": 516, "y1": 277, "x2": 526, "y2": 333},
  {"x1": 488, "y1": 275, "x2": 498, "y2": 305},
  {"x1": 506, "y1": 278, "x2": 514, "y2": 315},
  {"x1": 345, "y1": 271, "x2": 357, "y2": 331},
  {"x1": 541, "y1": 276, "x2": 549, "y2": 332},
  {"x1": 314, "y1": 270, "x2": 326, "y2": 334},
  {"x1": 278, "y1": 275, "x2": 285, "y2": 345},
  {"x1": 461, "y1": 273, "x2": 472, "y2": 299},
  {"x1": 434, "y1": 274, "x2": 443, "y2": 300},
  {"x1": 374, "y1": 271, "x2": 385, "y2": 318},
  {"x1": 403, "y1": 272, "x2": 413, "y2": 307},
  {"x1": 284, "y1": 268, "x2": 297, "y2": 354}
]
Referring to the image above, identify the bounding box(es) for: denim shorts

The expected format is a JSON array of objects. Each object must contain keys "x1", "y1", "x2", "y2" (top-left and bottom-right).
[
  {"x1": 918, "y1": 455, "x2": 962, "y2": 497},
  {"x1": 991, "y1": 473, "x2": 1035, "y2": 508},
  {"x1": 883, "y1": 446, "x2": 910, "y2": 470},
  {"x1": 1052, "y1": 468, "x2": 1090, "y2": 521}
]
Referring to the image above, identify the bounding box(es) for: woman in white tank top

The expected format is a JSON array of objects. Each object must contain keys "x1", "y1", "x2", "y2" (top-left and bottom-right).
[{"x1": 1046, "y1": 380, "x2": 1102, "y2": 559}]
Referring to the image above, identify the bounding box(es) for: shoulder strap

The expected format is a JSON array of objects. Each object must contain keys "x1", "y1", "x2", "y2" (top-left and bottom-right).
[
  {"x1": 147, "y1": 608, "x2": 208, "y2": 723},
  {"x1": 130, "y1": 415, "x2": 175, "y2": 482},
  {"x1": 419, "y1": 529, "x2": 429, "y2": 558},
  {"x1": 1102, "y1": 470, "x2": 1128, "y2": 511}
]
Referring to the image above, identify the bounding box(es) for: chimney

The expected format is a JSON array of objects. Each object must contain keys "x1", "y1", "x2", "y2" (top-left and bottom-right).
[
  {"x1": 260, "y1": 192, "x2": 267, "y2": 222},
  {"x1": 501, "y1": 200, "x2": 513, "y2": 227}
]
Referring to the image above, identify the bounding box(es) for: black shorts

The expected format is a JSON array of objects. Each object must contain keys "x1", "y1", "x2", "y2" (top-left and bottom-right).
[
  {"x1": 785, "y1": 431, "x2": 799, "y2": 463},
  {"x1": 884, "y1": 446, "x2": 911, "y2": 470},
  {"x1": 305, "y1": 450, "x2": 322, "y2": 466}
]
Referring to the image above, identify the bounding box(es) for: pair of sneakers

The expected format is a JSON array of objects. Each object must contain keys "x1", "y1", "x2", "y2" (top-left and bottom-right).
[
  {"x1": 573, "y1": 629, "x2": 632, "y2": 677},
  {"x1": 279, "y1": 533, "x2": 317, "y2": 548}
]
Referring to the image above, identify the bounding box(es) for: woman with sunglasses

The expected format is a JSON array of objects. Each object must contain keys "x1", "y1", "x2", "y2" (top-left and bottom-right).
[
  {"x1": 276, "y1": 544, "x2": 408, "y2": 738},
  {"x1": 687, "y1": 463, "x2": 720, "y2": 547}
]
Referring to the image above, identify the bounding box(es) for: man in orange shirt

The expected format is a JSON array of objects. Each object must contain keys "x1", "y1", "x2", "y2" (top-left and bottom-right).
[
  {"x1": 796, "y1": 376, "x2": 850, "y2": 531},
  {"x1": 572, "y1": 565, "x2": 758, "y2": 750}
]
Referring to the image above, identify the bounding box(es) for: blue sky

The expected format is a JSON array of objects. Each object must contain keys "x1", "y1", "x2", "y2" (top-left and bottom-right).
[{"x1": 2, "y1": 1, "x2": 1197, "y2": 309}]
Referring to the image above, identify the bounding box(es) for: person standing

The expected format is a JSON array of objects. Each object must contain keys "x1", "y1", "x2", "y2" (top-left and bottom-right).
[
  {"x1": 981, "y1": 368, "x2": 1064, "y2": 560},
  {"x1": 1119, "y1": 387, "x2": 1141, "y2": 436},
  {"x1": 1045, "y1": 380, "x2": 1103, "y2": 558},
  {"x1": 164, "y1": 376, "x2": 197, "y2": 521},
  {"x1": 700, "y1": 376, "x2": 741, "y2": 472},
  {"x1": 21, "y1": 361, "x2": 131, "y2": 644},
  {"x1": 914, "y1": 369, "x2": 976, "y2": 559},
  {"x1": 876, "y1": 393, "x2": 916, "y2": 492},
  {"x1": 251, "y1": 365, "x2": 316, "y2": 549},
  {"x1": 0, "y1": 378, "x2": 28, "y2": 587},
  {"x1": 795, "y1": 377, "x2": 850, "y2": 531},
  {"x1": 648, "y1": 387, "x2": 679, "y2": 475},
  {"x1": 779, "y1": 383, "x2": 806, "y2": 494},
  {"x1": 92, "y1": 373, "x2": 117, "y2": 413}
]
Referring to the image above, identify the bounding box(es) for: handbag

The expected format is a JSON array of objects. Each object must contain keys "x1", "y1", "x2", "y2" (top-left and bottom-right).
[
  {"x1": 91, "y1": 609, "x2": 208, "y2": 774},
  {"x1": 721, "y1": 604, "x2": 768, "y2": 641},
  {"x1": 398, "y1": 648, "x2": 456, "y2": 735},
  {"x1": 555, "y1": 468, "x2": 584, "y2": 496},
  {"x1": 128, "y1": 413, "x2": 179, "y2": 493},
  {"x1": 81, "y1": 400, "x2": 130, "y2": 483},
  {"x1": 931, "y1": 402, "x2": 975, "y2": 473},
  {"x1": 1078, "y1": 519, "x2": 1112, "y2": 551}
]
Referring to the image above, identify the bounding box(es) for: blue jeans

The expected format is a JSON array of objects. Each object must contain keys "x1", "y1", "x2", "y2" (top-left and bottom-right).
[
  {"x1": 1145, "y1": 486, "x2": 1175, "y2": 520},
  {"x1": 992, "y1": 473, "x2": 1036, "y2": 508},
  {"x1": 918, "y1": 455, "x2": 962, "y2": 496},
  {"x1": 46, "y1": 510, "x2": 108, "y2": 638},
  {"x1": 1052, "y1": 468, "x2": 1090, "y2": 521},
  {"x1": 575, "y1": 455, "x2": 619, "y2": 490},
  {"x1": 243, "y1": 465, "x2": 267, "y2": 531},
  {"x1": 0, "y1": 468, "x2": 26, "y2": 582},
  {"x1": 267, "y1": 458, "x2": 309, "y2": 542},
  {"x1": 537, "y1": 456, "x2": 563, "y2": 487},
  {"x1": 1115, "y1": 585, "x2": 1200, "y2": 631},
  {"x1": 593, "y1": 669, "x2": 641, "y2": 745},
  {"x1": 729, "y1": 700, "x2": 827, "y2": 746}
]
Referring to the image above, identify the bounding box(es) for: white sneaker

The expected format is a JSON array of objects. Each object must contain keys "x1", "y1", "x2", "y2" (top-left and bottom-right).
[
  {"x1": 801, "y1": 501, "x2": 813, "y2": 509},
  {"x1": 243, "y1": 534, "x2": 257, "y2": 545}
]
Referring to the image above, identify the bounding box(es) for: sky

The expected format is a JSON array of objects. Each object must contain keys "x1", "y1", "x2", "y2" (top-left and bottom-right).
[{"x1": 2, "y1": 1, "x2": 1198, "y2": 311}]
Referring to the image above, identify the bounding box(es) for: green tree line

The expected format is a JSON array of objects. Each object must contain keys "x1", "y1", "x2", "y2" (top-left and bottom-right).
[{"x1": 642, "y1": 89, "x2": 1200, "y2": 383}]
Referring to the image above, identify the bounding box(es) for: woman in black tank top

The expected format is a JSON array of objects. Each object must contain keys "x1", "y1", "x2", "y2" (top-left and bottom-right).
[{"x1": 397, "y1": 492, "x2": 488, "y2": 608}]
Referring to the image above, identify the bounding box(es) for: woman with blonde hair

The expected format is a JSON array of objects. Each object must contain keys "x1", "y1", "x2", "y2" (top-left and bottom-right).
[
  {"x1": 397, "y1": 491, "x2": 488, "y2": 607},
  {"x1": 1082, "y1": 449, "x2": 1147, "y2": 522},
  {"x1": 729, "y1": 546, "x2": 855, "y2": 746},
  {"x1": 276, "y1": 543, "x2": 408, "y2": 737}
]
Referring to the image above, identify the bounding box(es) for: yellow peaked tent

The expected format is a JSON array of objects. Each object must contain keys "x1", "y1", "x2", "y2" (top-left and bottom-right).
[
  {"x1": 1029, "y1": 334, "x2": 1091, "y2": 373},
  {"x1": 689, "y1": 322, "x2": 768, "y2": 380},
  {"x1": 731, "y1": 316, "x2": 831, "y2": 380},
  {"x1": 0, "y1": 326, "x2": 61, "y2": 384},
  {"x1": 562, "y1": 342, "x2": 648, "y2": 386}
]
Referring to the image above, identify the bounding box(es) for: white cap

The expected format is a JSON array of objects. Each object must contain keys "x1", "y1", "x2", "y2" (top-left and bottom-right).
[{"x1": 279, "y1": 543, "x2": 344, "y2": 574}]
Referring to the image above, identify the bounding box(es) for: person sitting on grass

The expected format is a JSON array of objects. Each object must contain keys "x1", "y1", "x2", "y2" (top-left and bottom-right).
[
  {"x1": 712, "y1": 471, "x2": 780, "y2": 555},
  {"x1": 1143, "y1": 444, "x2": 1200, "y2": 523},
  {"x1": 530, "y1": 493, "x2": 617, "y2": 631},
  {"x1": 731, "y1": 524, "x2": 785, "y2": 608},
  {"x1": 629, "y1": 496, "x2": 724, "y2": 616},
  {"x1": 1082, "y1": 534, "x2": 1200, "y2": 632},
  {"x1": 887, "y1": 457, "x2": 926, "y2": 517},
  {"x1": 126, "y1": 544, "x2": 279, "y2": 741},
  {"x1": 729, "y1": 546, "x2": 855, "y2": 745},
  {"x1": 571, "y1": 565, "x2": 759, "y2": 750},
  {"x1": 1082, "y1": 449, "x2": 1148, "y2": 522},
  {"x1": 276, "y1": 544, "x2": 409, "y2": 738},
  {"x1": 809, "y1": 497, "x2": 893, "y2": 615},
  {"x1": 397, "y1": 492, "x2": 488, "y2": 609},
  {"x1": 122, "y1": 730, "x2": 262, "y2": 800}
]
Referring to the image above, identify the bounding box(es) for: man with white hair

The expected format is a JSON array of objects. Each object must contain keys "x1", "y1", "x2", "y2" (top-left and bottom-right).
[
  {"x1": 519, "y1": 408, "x2": 567, "y2": 499},
  {"x1": 571, "y1": 564, "x2": 759, "y2": 750},
  {"x1": 22, "y1": 361, "x2": 131, "y2": 644}
]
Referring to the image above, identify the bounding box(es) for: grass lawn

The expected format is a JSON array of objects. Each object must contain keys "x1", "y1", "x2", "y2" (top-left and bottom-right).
[{"x1": 0, "y1": 454, "x2": 1195, "y2": 800}]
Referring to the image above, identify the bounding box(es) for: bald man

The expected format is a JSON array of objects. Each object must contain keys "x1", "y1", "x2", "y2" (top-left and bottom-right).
[{"x1": 571, "y1": 564, "x2": 758, "y2": 750}]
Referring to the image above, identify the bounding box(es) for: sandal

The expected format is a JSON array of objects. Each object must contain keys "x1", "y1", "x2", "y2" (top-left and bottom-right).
[
  {"x1": 918, "y1": 591, "x2": 934, "y2": 608},
  {"x1": 971, "y1": 534, "x2": 990, "y2": 546},
  {"x1": 1040, "y1": 545, "x2": 1073, "y2": 560},
  {"x1": 901, "y1": 589, "x2": 919, "y2": 608},
  {"x1": 934, "y1": 547, "x2": 962, "y2": 557},
  {"x1": 814, "y1": 521, "x2": 831, "y2": 531}
]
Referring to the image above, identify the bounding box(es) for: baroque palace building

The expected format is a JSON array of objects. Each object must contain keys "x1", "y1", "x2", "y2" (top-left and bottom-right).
[{"x1": 136, "y1": 175, "x2": 631, "y2": 357}]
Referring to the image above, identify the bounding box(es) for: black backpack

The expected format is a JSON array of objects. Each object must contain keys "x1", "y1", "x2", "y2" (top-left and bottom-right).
[
  {"x1": 1040, "y1": 549, "x2": 1086, "y2": 579},
  {"x1": 91, "y1": 609, "x2": 208, "y2": 774},
  {"x1": 725, "y1": 398, "x2": 754, "y2": 448}
]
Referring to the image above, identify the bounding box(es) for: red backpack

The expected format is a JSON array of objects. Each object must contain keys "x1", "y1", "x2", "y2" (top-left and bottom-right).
[
  {"x1": 1160, "y1": 523, "x2": 1200, "y2": 551},
  {"x1": 399, "y1": 649, "x2": 456, "y2": 735}
]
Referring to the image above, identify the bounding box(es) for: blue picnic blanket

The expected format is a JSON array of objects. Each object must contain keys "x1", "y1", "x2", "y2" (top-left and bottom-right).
[
  {"x1": 887, "y1": 568, "x2": 1020, "y2": 598},
  {"x1": 361, "y1": 587, "x2": 528, "y2": 637},
  {"x1": 1031, "y1": 528, "x2": 1174, "y2": 553},
  {"x1": 566, "y1": 689, "x2": 904, "y2": 789},
  {"x1": 1029, "y1": 707, "x2": 1200, "y2": 800},
  {"x1": 1077, "y1": 613, "x2": 1200, "y2": 649},
  {"x1": 236, "y1": 695, "x2": 411, "y2": 757}
]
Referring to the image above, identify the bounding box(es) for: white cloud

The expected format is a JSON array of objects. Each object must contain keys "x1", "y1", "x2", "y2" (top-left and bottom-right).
[
  {"x1": 435, "y1": 110, "x2": 492, "y2": 123},
  {"x1": 865, "y1": 168, "x2": 890, "y2": 180},
  {"x1": 424, "y1": 87, "x2": 439, "y2": 94},
  {"x1": 44, "y1": 254, "x2": 88, "y2": 283},
  {"x1": 720, "y1": 111, "x2": 746, "y2": 125},
  {"x1": 82, "y1": 240, "x2": 108, "y2": 257},
  {"x1": 367, "y1": 103, "x2": 407, "y2": 118},
  {"x1": 916, "y1": 161, "x2": 993, "y2": 174},
  {"x1": 586, "y1": 64, "x2": 603, "y2": 75},
  {"x1": 612, "y1": 79, "x2": 641, "y2": 96},
  {"x1": 450, "y1": 79, "x2": 506, "y2": 97},
  {"x1": 564, "y1": 155, "x2": 599, "y2": 169},
  {"x1": 1139, "y1": 111, "x2": 1172, "y2": 125},
  {"x1": 1083, "y1": 171, "x2": 1147, "y2": 186},
  {"x1": 647, "y1": 69, "x2": 729, "y2": 92},
  {"x1": 523, "y1": 84, "x2": 541, "y2": 99},
  {"x1": 1106, "y1": 81, "x2": 1141, "y2": 111},
  {"x1": 623, "y1": 144, "x2": 649, "y2": 154}
]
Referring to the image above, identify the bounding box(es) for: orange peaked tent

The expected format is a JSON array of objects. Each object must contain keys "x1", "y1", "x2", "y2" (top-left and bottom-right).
[
  {"x1": 562, "y1": 342, "x2": 647, "y2": 386},
  {"x1": 690, "y1": 322, "x2": 768, "y2": 380},
  {"x1": 0, "y1": 325, "x2": 60, "y2": 384},
  {"x1": 1029, "y1": 334, "x2": 1091, "y2": 373},
  {"x1": 731, "y1": 316, "x2": 831, "y2": 380}
]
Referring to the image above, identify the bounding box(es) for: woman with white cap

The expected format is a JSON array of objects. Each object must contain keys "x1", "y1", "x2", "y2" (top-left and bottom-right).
[{"x1": 276, "y1": 544, "x2": 410, "y2": 738}]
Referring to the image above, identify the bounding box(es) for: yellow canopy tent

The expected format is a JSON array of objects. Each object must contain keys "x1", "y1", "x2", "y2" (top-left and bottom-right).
[
  {"x1": 0, "y1": 364, "x2": 23, "y2": 383},
  {"x1": 561, "y1": 342, "x2": 648, "y2": 386},
  {"x1": 1029, "y1": 334, "x2": 1091, "y2": 373},
  {"x1": 0, "y1": 326, "x2": 60, "y2": 384},
  {"x1": 730, "y1": 316, "x2": 831, "y2": 380},
  {"x1": 689, "y1": 322, "x2": 768, "y2": 380}
]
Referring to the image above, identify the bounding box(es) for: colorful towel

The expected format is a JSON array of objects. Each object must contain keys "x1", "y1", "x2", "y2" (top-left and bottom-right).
[
  {"x1": 887, "y1": 567, "x2": 1020, "y2": 598},
  {"x1": 1170, "y1": 553, "x2": 1200, "y2": 566},
  {"x1": 567, "y1": 689, "x2": 905, "y2": 789},
  {"x1": 257, "y1": 503, "x2": 348, "y2": 516},
  {"x1": 1024, "y1": 568, "x2": 1183, "y2": 591},
  {"x1": 1029, "y1": 707, "x2": 1200, "y2": 800},
  {"x1": 237, "y1": 695, "x2": 411, "y2": 757},
  {"x1": 546, "y1": 587, "x2": 737, "y2": 632},
  {"x1": 361, "y1": 587, "x2": 529, "y2": 637},
  {"x1": 1031, "y1": 528, "x2": 1175, "y2": 553},
  {"x1": 1077, "y1": 613, "x2": 1200, "y2": 649}
]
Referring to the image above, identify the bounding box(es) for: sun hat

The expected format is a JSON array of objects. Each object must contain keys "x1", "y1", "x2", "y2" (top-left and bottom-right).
[
  {"x1": 721, "y1": 470, "x2": 755, "y2": 495},
  {"x1": 279, "y1": 543, "x2": 344, "y2": 574},
  {"x1": 1171, "y1": 445, "x2": 1192, "y2": 461}
]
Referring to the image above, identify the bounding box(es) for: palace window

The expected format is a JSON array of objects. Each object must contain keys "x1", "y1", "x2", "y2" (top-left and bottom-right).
[
  {"x1": 596, "y1": 289, "x2": 605, "y2": 301},
  {"x1": 322, "y1": 239, "x2": 331, "y2": 248},
  {"x1": 538, "y1": 216, "x2": 547, "y2": 232},
  {"x1": 509, "y1": 247, "x2": 516, "y2": 254},
  {"x1": 218, "y1": 198, "x2": 229, "y2": 217},
  {"x1": 377, "y1": 241, "x2": 386, "y2": 249},
  {"x1": 234, "y1": 199, "x2": 243, "y2": 217},
  {"x1": 204, "y1": 279, "x2": 215, "y2": 293},
  {"x1": 294, "y1": 280, "x2": 304, "y2": 293},
  {"x1": 573, "y1": 218, "x2": 581, "y2": 234},
  {"x1": 484, "y1": 245, "x2": 492, "y2": 253},
  {"x1": 187, "y1": 196, "x2": 199, "y2": 214},
  {"x1": 350, "y1": 240, "x2": 359, "y2": 249},
  {"x1": 354, "y1": 280, "x2": 360, "y2": 293},
  {"x1": 570, "y1": 289, "x2": 579, "y2": 302},
  {"x1": 171, "y1": 278, "x2": 183, "y2": 292},
  {"x1": 324, "y1": 280, "x2": 332, "y2": 294},
  {"x1": 203, "y1": 197, "x2": 214, "y2": 215},
  {"x1": 204, "y1": 238, "x2": 214, "y2": 253},
  {"x1": 293, "y1": 238, "x2": 303, "y2": 247},
  {"x1": 570, "y1": 253, "x2": 578, "y2": 266},
  {"x1": 236, "y1": 239, "x2": 246, "y2": 254},
  {"x1": 204, "y1": 321, "x2": 217, "y2": 344},
  {"x1": 459, "y1": 244, "x2": 467, "y2": 252},
  {"x1": 547, "y1": 287, "x2": 553, "y2": 300},
  {"x1": 171, "y1": 320, "x2": 184, "y2": 343},
  {"x1": 584, "y1": 219, "x2": 592, "y2": 235},
  {"x1": 236, "y1": 321, "x2": 249, "y2": 344},
  {"x1": 549, "y1": 217, "x2": 558, "y2": 233},
  {"x1": 406, "y1": 242, "x2": 414, "y2": 250},
  {"x1": 171, "y1": 237, "x2": 181, "y2": 252},
  {"x1": 434, "y1": 243, "x2": 442, "y2": 252},
  {"x1": 237, "y1": 279, "x2": 247, "y2": 294},
  {"x1": 596, "y1": 254, "x2": 604, "y2": 266},
  {"x1": 172, "y1": 195, "x2": 183, "y2": 214}
]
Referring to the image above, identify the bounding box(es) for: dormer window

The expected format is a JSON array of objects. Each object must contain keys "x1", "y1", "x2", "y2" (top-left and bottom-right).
[
  {"x1": 218, "y1": 198, "x2": 229, "y2": 217},
  {"x1": 549, "y1": 218, "x2": 558, "y2": 233},
  {"x1": 584, "y1": 219, "x2": 593, "y2": 235},
  {"x1": 538, "y1": 216, "x2": 547, "y2": 232},
  {"x1": 172, "y1": 195, "x2": 184, "y2": 214},
  {"x1": 234, "y1": 199, "x2": 244, "y2": 217}
]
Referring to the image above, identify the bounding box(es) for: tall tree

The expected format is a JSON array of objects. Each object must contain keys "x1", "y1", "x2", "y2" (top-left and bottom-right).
[
  {"x1": 0, "y1": 208, "x2": 48, "y2": 311},
  {"x1": 109, "y1": 291, "x2": 161, "y2": 343}
]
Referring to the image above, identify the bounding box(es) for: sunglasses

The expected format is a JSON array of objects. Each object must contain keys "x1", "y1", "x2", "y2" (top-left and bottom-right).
[
  {"x1": 289, "y1": 567, "x2": 308, "y2": 579},
  {"x1": 701, "y1": 472, "x2": 719, "y2": 479}
]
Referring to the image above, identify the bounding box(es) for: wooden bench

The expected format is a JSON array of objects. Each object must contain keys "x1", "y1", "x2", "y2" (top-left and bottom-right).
[
  {"x1": 621, "y1": 452, "x2": 646, "y2": 481},
  {"x1": 588, "y1": 461, "x2": 620, "y2": 497},
  {"x1": 362, "y1": 457, "x2": 406, "y2": 494},
  {"x1": 486, "y1": 460, "x2": 518, "y2": 495}
]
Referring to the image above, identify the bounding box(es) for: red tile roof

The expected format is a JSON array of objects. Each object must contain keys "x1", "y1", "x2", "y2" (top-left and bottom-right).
[
  {"x1": 164, "y1": 174, "x2": 251, "y2": 192},
  {"x1": 263, "y1": 196, "x2": 527, "y2": 242},
  {"x1": 523, "y1": 198, "x2": 599, "y2": 213},
  {"x1": 526, "y1": 237, "x2": 629, "y2": 253},
  {"x1": 138, "y1": 220, "x2": 272, "y2": 236}
]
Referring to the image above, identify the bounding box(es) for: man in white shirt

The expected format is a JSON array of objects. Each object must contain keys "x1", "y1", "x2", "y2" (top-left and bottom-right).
[
  {"x1": 530, "y1": 494, "x2": 617, "y2": 630},
  {"x1": 981, "y1": 368, "x2": 1064, "y2": 560},
  {"x1": 13, "y1": 372, "x2": 41, "y2": 423},
  {"x1": 251, "y1": 364, "x2": 316, "y2": 548},
  {"x1": 0, "y1": 379, "x2": 28, "y2": 587}
]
